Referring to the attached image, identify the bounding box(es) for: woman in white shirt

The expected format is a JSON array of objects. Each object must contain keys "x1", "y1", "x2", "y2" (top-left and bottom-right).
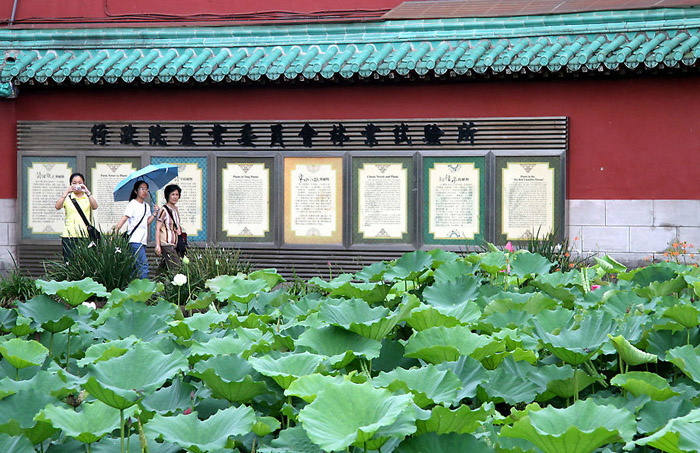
[{"x1": 115, "y1": 180, "x2": 159, "y2": 279}]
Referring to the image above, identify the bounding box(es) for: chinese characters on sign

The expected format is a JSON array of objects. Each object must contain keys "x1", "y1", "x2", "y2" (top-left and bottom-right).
[{"x1": 90, "y1": 121, "x2": 479, "y2": 148}]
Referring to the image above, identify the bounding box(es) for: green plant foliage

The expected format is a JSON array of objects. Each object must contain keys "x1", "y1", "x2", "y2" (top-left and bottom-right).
[
  {"x1": 35, "y1": 277, "x2": 108, "y2": 307},
  {"x1": 190, "y1": 355, "x2": 268, "y2": 403},
  {"x1": 396, "y1": 432, "x2": 494, "y2": 452},
  {"x1": 633, "y1": 408, "x2": 700, "y2": 452},
  {"x1": 0, "y1": 255, "x2": 40, "y2": 307},
  {"x1": 667, "y1": 345, "x2": 700, "y2": 384},
  {"x1": 37, "y1": 400, "x2": 137, "y2": 444},
  {"x1": 403, "y1": 326, "x2": 502, "y2": 364},
  {"x1": 374, "y1": 364, "x2": 462, "y2": 408},
  {"x1": 249, "y1": 352, "x2": 326, "y2": 389},
  {"x1": 415, "y1": 403, "x2": 499, "y2": 435},
  {"x1": 0, "y1": 338, "x2": 48, "y2": 370},
  {"x1": 0, "y1": 433, "x2": 33, "y2": 453},
  {"x1": 295, "y1": 325, "x2": 382, "y2": 368},
  {"x1": 611, "y1": 371, "x2": 679, "y2": 401}
]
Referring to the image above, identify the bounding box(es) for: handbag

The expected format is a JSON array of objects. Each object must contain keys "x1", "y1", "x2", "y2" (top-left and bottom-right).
[
  {"x1": 69, "y1": 195, "x2": 101, "y2": 242},
  {"x1": 164, "y1": 205, "x2": 188, "y2": 257}
]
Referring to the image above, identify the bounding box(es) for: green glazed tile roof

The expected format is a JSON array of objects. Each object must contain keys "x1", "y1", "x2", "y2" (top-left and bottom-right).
[{"x1": 1, "y1": 7, "x2": 699, "y2": 90}]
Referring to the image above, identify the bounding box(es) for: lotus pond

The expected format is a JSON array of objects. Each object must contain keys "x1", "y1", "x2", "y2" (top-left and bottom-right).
[{"x1": 1, "y1": 248, "x2": 700, "y2": 452}]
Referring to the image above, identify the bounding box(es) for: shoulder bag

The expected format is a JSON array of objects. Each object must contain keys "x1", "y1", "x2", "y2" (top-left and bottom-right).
[
  {"x1": 163, "y1": 205, "x2": 188, "y2": 257},
  {"x1": 69, "y1": 195, "x2": 101, "y2": 242}
]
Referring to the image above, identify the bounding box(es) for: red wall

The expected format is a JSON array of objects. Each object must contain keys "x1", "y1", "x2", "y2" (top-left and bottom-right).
[{"x1": 2, "y1": 74, "x2": 699, "y2": 200}]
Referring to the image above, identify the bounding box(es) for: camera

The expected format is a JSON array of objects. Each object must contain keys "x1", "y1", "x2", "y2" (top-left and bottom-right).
[{"x1": 72, "y1": 184, "x2": 83, "y2": 192}]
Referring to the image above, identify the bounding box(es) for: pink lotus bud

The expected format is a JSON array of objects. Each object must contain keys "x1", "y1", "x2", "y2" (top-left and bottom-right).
[
  {"x1": 591, "y1": 284, "x2": 601, "y2": 291},
  {"x1": 183, "y1": 407, "x2": 192, "y2": 415},
  {"x1": 505, "y1": 242, "x2": 514, "y2": 253}
]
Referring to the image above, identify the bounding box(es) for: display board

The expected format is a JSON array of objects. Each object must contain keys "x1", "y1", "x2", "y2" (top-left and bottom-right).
[
  {"x1": 86, "y1": 157, "x2": 140, "y2": 232},
  {"x1": 423, "y1": 157, "x2": 485, "y2": 245},
  {"x1": 284, "y1": 157, "x2": 343, "y2": 244}
]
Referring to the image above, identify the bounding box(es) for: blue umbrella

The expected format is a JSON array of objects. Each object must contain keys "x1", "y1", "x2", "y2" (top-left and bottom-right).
[{"x1": 113, "y1": 164, "x2": 179, "y2": 202}]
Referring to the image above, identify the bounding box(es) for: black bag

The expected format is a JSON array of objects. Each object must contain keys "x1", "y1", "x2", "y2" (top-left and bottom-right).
[
  {"x1": 70, "y1": 196, "x2": 101, "y2": 242},
  {"x1": 164, "y1": 205, "x2": 188, "y2": 257}
]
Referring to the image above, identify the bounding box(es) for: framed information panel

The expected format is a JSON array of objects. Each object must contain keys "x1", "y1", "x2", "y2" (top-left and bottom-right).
[
  {"x1": 495, "y1": 155, "x2": 564, "y2": 244},
  {"x1": 86, "y1": 157, "x2": 141, "y2": 232},
  {"x1": 21, "y1": 156, "x2": 77, "y2": 240},
  {"x1": 151, "y1": 156, "x2": 207, "y2": 242},
  {"x1": 352, "y1": 156, "x2": 414, "y2": 245},
  {"x1": 284, "y1": 157, "x2": 343, "y2": 244},
  {"x1": 423, "y1": 157, "x2": 486, "y2": 246},
  {"x1": 216, "y1": 157, "x2": 274, "y2": 243}
]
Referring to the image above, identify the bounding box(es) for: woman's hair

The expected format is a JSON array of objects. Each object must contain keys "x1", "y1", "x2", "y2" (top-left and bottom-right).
[
  {"x1": 129, "y1": 180, "x2": 149, "y2": 201},
  {"x1": 69, "y1": 172, "x2": 85, "y2": 184},
  {"x1": 164, "y1": 184, "x2": 182, "y2": 200}
]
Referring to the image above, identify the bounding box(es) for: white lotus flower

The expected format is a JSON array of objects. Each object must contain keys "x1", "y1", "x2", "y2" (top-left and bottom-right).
[
  {"x1": 82, "y1": 302, "x2": 97, "y2": 309},
  {"x1": 172, "y1": 273, "x2": 187, "y2": 286}
]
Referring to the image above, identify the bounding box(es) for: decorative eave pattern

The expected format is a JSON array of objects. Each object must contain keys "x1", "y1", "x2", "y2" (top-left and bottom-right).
[{"x1": 1, "y1": 8, "x2": 699, "y2": 91}]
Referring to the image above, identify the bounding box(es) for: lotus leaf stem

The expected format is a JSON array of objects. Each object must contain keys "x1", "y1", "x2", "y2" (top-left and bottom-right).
[
  {"x1": 120, "y1": 408, "x2": 125, "y2": 453},
  {"x1": 65, "y1": 326, "x2": 72, "y2": 370}
]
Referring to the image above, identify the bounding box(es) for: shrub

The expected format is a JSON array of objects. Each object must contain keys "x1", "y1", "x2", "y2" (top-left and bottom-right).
[
  {"x1": 43, "y1": 231, "x2": 137, "y2": 292},
  {"x1": 0, "y1": 254, "x2": 39, "y2": 307}
]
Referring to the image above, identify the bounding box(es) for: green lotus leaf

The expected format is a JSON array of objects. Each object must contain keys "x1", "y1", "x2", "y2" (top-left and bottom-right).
[
  {"x1": 248, "y1": 268, "x2": 285, "y2": 290},
  {"x1": 415, "y1": 402, "x2": 499, "y2": 435},
  {"x1": 354, "y1": 261, "x2": 389, "y2": 282},
  {"x1": 639, "y1": 276, "x2": 687, "y2": 299},
  {"x1": 427, "y1": 248, "x2": 460, "y2": 266},
  {"x1": 169, "y1": 311, "x2": 228, "y2": 340},
  {"x1": 285, "y1": 374, "x2": 348, "y2": 403},
  {"x1": 318, "y1": 296, "x2": 417, "y2": 341},
  {"x1": 405, "y1": 304, "x2": 467, "y2": 331},
  {"x1": 258, "y1": 426, "x2": 324, "y2": 453},
  {"x1": 608, "y1": 334, "x2": 658, "y2": 366},
  {"x1": 249, "y1": 352, "x2": 326, "y2": 389},
  {"x1": 637, "y1": 396, "x2": 695, "y2": 434},
  {"x1": 478, "y1": 251, "x2": 507, "y2": 274},
  {"x1": 309, "y1": 273, "x2": 354, "y2": 292},
  {"x1": 145, "y1": 406, "x2": 255, "y2": 453},
  {"x1": 329, "y1": 281, "x2": 391, "y2": 304},
  {"x1": 611, "y1": 372, "x2": 679, "y2": 401},
  {"x1": 7, "y1": 315, "x2": 34, "y2": 338},
  {"x1": 435, "y1": 356, "x2": 488, "y2": 400},
  {"x1": 84, "y1": 343, "x2": 189, "y2": 409},
  {"x1": 537, "y1": 364, "x2": 596, "y2": 400},
  {"x1": 374, "y1": 364, "x2": 462, "y2": 408},
  {"x1": 634, "y1": 408, "x2": 700, "y2": 452},
  {"x1": 95, "y1": 300, "x2": 176, "y2": 342},
  {"x1": 0, "y1": 387, "x2": 59, "y2": 444},
  {"x1": 530, "y1": 280, "x2": 577, "y2": 303},
  {"x1": 280, "y1": 295, "x2": 325, "y2": 322},
  {"x1": 403, "y1": 326, "x2": 502, "y2": 364},
  {"x1": 92, "y1": 434, "x2": 180, "y2": 453},
  {"x1": 190, "y1": 355, "x2": 268, "y2": 402},
  {"x1": 600, "y1": 290, "x2": 648, "y2": 318},
  {"x1": 37, "y1": 400, "x2": 136, "y2": 444},
  {"x1": 662, "y1": 303, "x2": 700, "y2": 329},
  {"x1": 183, "y1": 290, "x2": 217, "y2": 311},
  {"x1": 396, "y1": 432, "x2": 494, "y2": 452},
  {"x1": 0, "y1": 308, "x2": 17, "y2": 332},
  {"x1": 500, "y1": 399, "x2": 636, "y2": 453},
  {"x1": 531, "y1": 308, "x2": 574, "y2": 333},
  {"x1": 295, "y1": 325, "x2": 381, "y2": 369},
  {"x1": 0, "y1": 434, "x2": 33, "y2": 453},
  {"x1": 479, "y1": 357, "x2": 546, "y2": 405},
  {"x1": 107, "y1": 279, "x2": 164, "y2": 305},
  {"x1": 482, "y1": 310, "x2": 533, "y2": 332},
  {"x1": 35, "y1": 278, "x2": 108, "y2": 307},
  {"x1": 253, "y1": 416, "x2": 281, "y2": 437},
  {"x1": 383, "y1": 250, "x2": 434, "y2": 281},
  {"x1": 206, "y1": 275, "x2": 268, "y2": 303},
  {"x1": 0, "y1": 366, "x2": 80, "y2": 403},
  {"x1": 594, "y1": 255, "x2": 627, "y2": 274},
  {"x1": 16, "y1": 295, "x2": 76, "y2": 334},
  {"x1": 432, "y1": 260, "x2": 478, "y2": 284},
  {"x1": 76, "y1": 337, "x2": 138, "y2": 367},
  {"x1": 510, "y1": 252, "x2": 553, "y2": 278},
  {"x1": 423, "y1": 275, "x2": 480, "y2": 307},
  {"x1": 188, "y1": 334, "x2": 267, "y2": 361},
  {"x1": 533, "y1": 312, "x2": 615, "y2": 365},
  {"x1": 667, "y1": 345, "x2": 700, "y2": 384},
  {"x1": 141, "y1": 376, "x2": 196, "y2": 415},
  {"x1": 0, "y1": 338, "x2": 48, "y2": 370},
  {"x1": 298, "y1": 380, "x2": 421, "y2": 451}
]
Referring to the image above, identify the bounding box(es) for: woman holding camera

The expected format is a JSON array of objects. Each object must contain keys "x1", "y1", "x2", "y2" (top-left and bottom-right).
[
  {"x1": 55, "y1": 172, "x2": 98, "y2": 263},
  {"x1": 155, "y1": 184, "x2": 184, "y2": 271}
]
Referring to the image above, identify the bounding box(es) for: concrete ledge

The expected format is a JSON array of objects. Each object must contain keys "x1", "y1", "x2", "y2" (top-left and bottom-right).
[
  {"x1": 568, "y1": 199, "x2": 605, "y2": 225},
  {"x1": 606, "y1": 200, "x2": 653, "y2": 226},
  {"x1": 629, "y1": 226, "x2": 677, "y2": 253},
  {"x1": 654, "y1": 200, "x2": 700, "y2": 227}
]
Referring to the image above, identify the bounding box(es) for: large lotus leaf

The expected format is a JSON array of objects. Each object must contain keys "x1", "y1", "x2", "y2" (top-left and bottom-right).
[
  {"x1": 500, "y1": 399, "x2": 636, "y2": 453},
  {"x1": 249, "y1": 352, "x2": 325, "y2": 389},
  {"x1": 37, "y1": 400, "x2": 136, "y2": 444},
  {"x1": 600, "y1": 290, "x2": 647, "y2": 318},
  {"x1": 318, "y1": 296, "x2": 417, "y2": 341},
  {"x1": 188, "y1": 333, "x2": 270, "y2": 362},
  {"x1": 252, "y1": 416, "x2": 281, "y2": 437},
  {"x1": 206, "y1": 274, "x2": 268, "y2": 303},
  {"x1": 0, "y1": 338, "x2": 48, "y2": 370},
  {"x1": 0, "y1": 434, "x2": 33, "y2": 453},
  {"x1": 405, "y1": 304, "x2": 478, "y2": 331},
  {"x1": 510, "y1": 252, "x2": 553, "y2": 278},
  {"x1": 383, "y1": 250, "x2": 434, "y2": 281},
  {"x1": 637, "y1": 396, "x2": 695, "y2": 434},
  {"x1": 662, "y1": 303, "x2": 700, "y2": 329},
  {"x1": 0, "y1": 387, "x2": 59, "y2": 444},
  {"x1": 415, "y1": 402, "x2": 499, "y2": 435},
  {"x1": 35, "y1": 278, "x2": 108, "y2": 307},
  {"x1": 169, "y1": 311, "x2": 228, "y2": 340},
  {"x1": 530, "y1": 280, "x2": 576, "y2": 304},
  {"x1": 145, "y1": 406, "x2": 255, "y2": 453},
  {"x1": 309, "y1": 273, "x2": 354, "y2": 292},
  {"x1": 622, "y1": 263, "x2": 677, "y2": 286},
  {"x1": 667, "y1": 345, "x2": 700, "y2": 384},
  {"x1": 141, "y1": 376, "x2": 196, "y2": 415},
  {"x1": 478, "y1": 252, "x2": 507, "y2": 274},
  {"x1": 646, "y1": 330, "x2": 700, "y2": 361},
  {"x1": 374, "y1": 364, "x2": 462, "y2": 408},
  {"x1": 533, "y1": 312, "x2": 616, "y2": 365},
  {"x1": 84, "y1": 343, "x2": 189, "y2": 409},
  {"x1": 595, "y1": 255, "x2": 627, "y2": 274},
  {"x1": 190, "y1": 355, "x2": 268, "y2": 402},
  {"x1": 76, "y1": 337, "x2": 139, "y2": 367},
  {"x1": 92, "y1": 434, "x2": 181, "y2": 453},
  {"x1": 0, "y1": 365, "x2": 81, "y2": 402},
  {"x1": 16, "y1": 295, "x2": 76, "y2": 334},
  {"x1": 479, "y1": 357, "x2": 546, "y2": 405},
  {"x1": 248, "y1": 268, "x2": 285, "y2": 290},
  {"x1": 608, "y1": 334, "x2": 658, "y2": 367},
  {"x1": 535, "y1": 364, "x2": 596, "y2": 400},
  {"x1": 481, "y1": 310, "x2": 533, "y2": 332},
  {"x1": 280, "y1": 295, "x2": 324, "y2": 321},
  {"x1": 0, "y1": 309, "x2": 17, "y2": 333},
  {"x1": 107, "y1": 279, "x2": 164, "y2": 305},
  {"x1": 611, "y1": 372, "x2": 679, "y2": 401},
  {"x1": 295, "y1": 325, "x2": 381, "y2": 368},
  {"x1": 285, "y1": 374, "x2": 349, "y2": 403},
  {"x1": 633, "y1": 408, "x2": 700, "y2": 452},
  {"x1": 432, "y1": 260, "x2": 478, "y2": 284},
  {"x1": 258, "y1": 426, "x2": 324, "y2": 453},
  {"x1": 298, "y1": 380, "x2": 419, "y2": 452},
  {"x1": 530, "y1": 308, "x2": 574, "y2": 333},
  {"x1": 396, "y1": 432, "x2": 494, "y2": 452},
  {"x1": 403, "y1": 326, "x2": 502, "y2": 364},
  {"x1": 423, "y1": 275, "x2": 480, "y2": 307},
  {"x1": 95, "y1": 300, "x2": 175, "y2": 341},
  {"x1": 7, "y1": 315, "x2": 34, "y2": 337},
  {"x1": 435, "y1": 356, "x2": 488, "y2": 401},
  {"x1": 328, "y1": 281, "x2": 391, "y2": 304},
  {"x1": 638, "y1": 276, "x2": 687, "y2": 300}
]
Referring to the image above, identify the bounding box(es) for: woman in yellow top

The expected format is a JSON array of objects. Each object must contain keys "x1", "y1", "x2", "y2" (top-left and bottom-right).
[{"x1": 54, "y1": 172, "x2": 98, "y2": 262}]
